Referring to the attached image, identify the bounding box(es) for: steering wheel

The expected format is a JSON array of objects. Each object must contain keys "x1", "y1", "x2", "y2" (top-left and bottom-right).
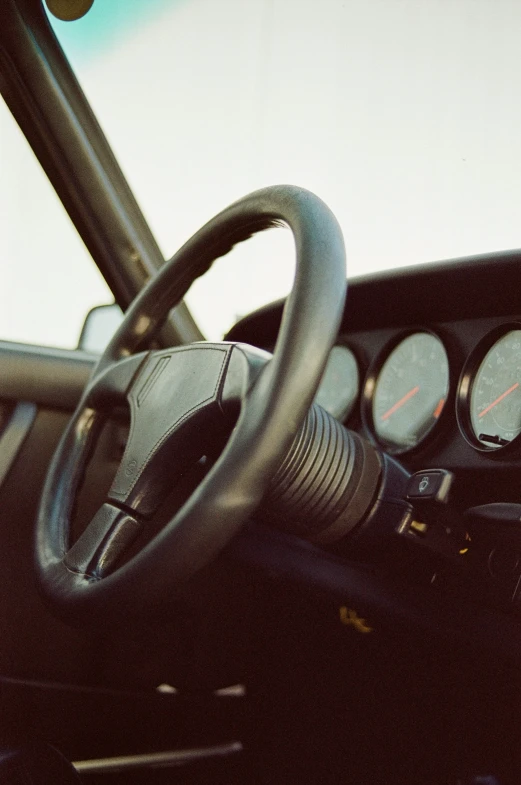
[{"x1": 35, "y1": 186, "x2": 346, "y2": 624}]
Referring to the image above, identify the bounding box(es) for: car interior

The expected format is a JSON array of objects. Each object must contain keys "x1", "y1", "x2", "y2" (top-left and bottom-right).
[{"x1": 1, "y1": 1, "x2": 521, "y2": 783}]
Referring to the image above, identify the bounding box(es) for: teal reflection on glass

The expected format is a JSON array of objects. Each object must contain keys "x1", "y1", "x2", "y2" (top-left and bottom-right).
[{"x1": 46, "y1": 0, "x2": 180, "y2": 65}]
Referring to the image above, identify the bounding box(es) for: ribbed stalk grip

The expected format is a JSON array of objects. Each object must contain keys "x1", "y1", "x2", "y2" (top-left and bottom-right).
[{"x1": 259, "y1": 404, "x2": 382, "y2": 544}]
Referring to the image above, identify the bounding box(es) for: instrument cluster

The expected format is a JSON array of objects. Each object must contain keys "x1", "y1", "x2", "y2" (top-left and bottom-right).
[{"x1": 316, "y1": 324, "x2": 521, "y2": 456}]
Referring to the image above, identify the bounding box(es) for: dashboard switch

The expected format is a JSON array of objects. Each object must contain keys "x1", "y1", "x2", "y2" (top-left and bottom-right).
[{"x1": 406, "y1": 469, "x2": 454, "y2": 504}]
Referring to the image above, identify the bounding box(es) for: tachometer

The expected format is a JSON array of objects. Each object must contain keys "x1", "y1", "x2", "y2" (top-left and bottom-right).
[
  {"x1": 458, "y1": 325, "x2": 521, "y2": 451},
  {"x1": 365, "y1": 332, "x2": 450, "y2": 453}
]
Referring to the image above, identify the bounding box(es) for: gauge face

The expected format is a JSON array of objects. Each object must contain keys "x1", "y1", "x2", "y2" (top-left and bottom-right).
[
  {"x1": 468, "y1": 329, "x2": 521, "y2": 450},
  {"x1": 315, "y1": 345, "x2": 359, "y2": 421},
  {"x1": 370, "y1": 332, "x2": 449, "y2": 452}
]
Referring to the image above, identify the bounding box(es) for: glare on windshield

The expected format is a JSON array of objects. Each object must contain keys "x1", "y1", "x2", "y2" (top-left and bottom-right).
[{"x1": 49, "y1": 0, "x2": 521, "y2": 339}]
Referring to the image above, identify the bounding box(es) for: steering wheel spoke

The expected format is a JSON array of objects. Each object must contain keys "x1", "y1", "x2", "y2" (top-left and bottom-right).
[
  {"x1": 64, "y1": 503, "x2": 141, "y2": 580},
  {"x1": 85, "y1": 352, "x2": 150, "y2": 412},
  {"x1": 220, "y1": 343, "x2": 272, "y2": 409}
]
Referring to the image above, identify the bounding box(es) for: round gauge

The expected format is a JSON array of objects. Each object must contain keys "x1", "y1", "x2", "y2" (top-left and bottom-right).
[
  {"x1": 315, "y1": 345, "x2": 359, "y2": 421},
  {"x1": 368, "y1": 332, "x2": 450, "y2": 453},
  {"x1": 459, "y1": 326, "x2": 521, "y2": 451}
]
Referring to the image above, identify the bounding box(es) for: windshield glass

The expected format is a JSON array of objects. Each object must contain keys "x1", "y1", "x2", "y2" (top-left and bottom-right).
[{"x1": 49, "y1": 0, "x2": 521, "y2": 339}]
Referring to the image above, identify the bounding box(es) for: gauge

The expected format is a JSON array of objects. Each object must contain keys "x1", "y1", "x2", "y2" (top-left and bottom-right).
[
  {"x1": 458, "y1": 326, "x2": 521, "y2": 451},
  {"x1": 367, "y1": 332, "x2": 450, "y2": 453},
  {"x1": 314, "y1": 345, "x2": 359, "y2": 421}
]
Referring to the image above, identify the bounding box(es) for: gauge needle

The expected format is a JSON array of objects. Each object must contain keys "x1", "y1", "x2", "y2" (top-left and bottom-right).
[
  {"x1": 381, "y1": 385, "x2": 420, "y2": 421},
  {"x1": 478, "y1": 381, "x2": 520, "y2": 419},
  {"x1": 433, "y1": 398, "x2": 445, "y2": 419}
]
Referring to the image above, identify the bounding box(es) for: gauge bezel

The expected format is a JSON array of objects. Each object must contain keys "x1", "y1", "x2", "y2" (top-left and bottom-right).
[
  {"x1": 362, "y1": 328, "x2": 451, "y2": 456},
  {"x1": 456, "y1": 322, "x2": 521, "y2": 454}
]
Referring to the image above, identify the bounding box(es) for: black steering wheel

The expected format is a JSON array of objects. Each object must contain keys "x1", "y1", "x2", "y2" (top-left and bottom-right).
[{"x1": 35, "y1": 186, "x2": 347, "y2": 624}]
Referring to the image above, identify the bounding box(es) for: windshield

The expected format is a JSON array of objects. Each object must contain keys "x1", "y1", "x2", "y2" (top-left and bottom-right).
[{"x1": 49, "y1": 0, "x2": 521, "y2": 339}]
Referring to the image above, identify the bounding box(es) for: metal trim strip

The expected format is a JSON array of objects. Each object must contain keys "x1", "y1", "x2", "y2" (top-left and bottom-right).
[{"x1": 73, "y1": 742, "x2": 242, "y2": 774}]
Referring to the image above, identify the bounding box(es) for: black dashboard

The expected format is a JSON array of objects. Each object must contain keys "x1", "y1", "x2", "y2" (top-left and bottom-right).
[
  {"x1": 227, "y1": 249, "x2": 521, "y2": 514},
  {"x1": 222, "y1": 249, "x2": 521, "y2": 686}
]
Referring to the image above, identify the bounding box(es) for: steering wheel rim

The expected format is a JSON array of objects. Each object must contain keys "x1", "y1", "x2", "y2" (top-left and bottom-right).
[{"x1": 36, "y1": 185, "x2": 347, "y2": 623}]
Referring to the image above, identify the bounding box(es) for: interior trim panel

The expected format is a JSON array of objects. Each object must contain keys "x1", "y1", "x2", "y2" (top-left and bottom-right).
[
  {"x1": 0, "y1": 341, "x2": 94, "y2": 410},
  {"x1": 0, "y1": 400, "x2": 37, "y2": 490}
]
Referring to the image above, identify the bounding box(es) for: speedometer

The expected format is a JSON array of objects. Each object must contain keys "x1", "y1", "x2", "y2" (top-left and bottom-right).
[
  {"x1": 458, "y1": 325, "x2": 521, "y2": 451},
  {"x1": 365, "y1": 332, "x2": 450, "y2": 453}
]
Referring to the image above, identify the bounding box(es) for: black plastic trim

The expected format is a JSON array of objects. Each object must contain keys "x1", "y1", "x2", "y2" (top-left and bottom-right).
[
  {"x1": 229, "y1": 523, "x2": 521, "y2": 669},
  {"x1": 226, "y1": 250, "x2": 521, "y2": 344},
  {"x1": 0, "y1": 400, "x2": 37, "y2": 489}
]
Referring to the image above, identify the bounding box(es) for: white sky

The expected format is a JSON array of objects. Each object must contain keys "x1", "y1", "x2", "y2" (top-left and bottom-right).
[
  {"x1": 2, "y1": 0, "x2": 521, "y2": 347},
  {"x1": 0, "y1": 97, "x2": 113, "y2": 349}
]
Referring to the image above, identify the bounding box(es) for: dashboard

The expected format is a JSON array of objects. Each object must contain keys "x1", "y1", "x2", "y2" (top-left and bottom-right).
[{"x1": 226, "y1": 249, "x2": 521, "y2": 516}]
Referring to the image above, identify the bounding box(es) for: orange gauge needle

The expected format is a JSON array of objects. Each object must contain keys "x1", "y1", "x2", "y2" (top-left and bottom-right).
[
  {"x1": 381, "y1": 385, "x2": 420, "y2": 421},
  {"x1": 478, "y1": 382, "x2": 520, "y2": 419},
  {"x1": 433, "y1": 398, "x2": 445, "y2": 419}
]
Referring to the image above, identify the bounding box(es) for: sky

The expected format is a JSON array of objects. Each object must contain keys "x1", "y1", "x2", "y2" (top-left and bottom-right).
[{"x1": 2, "y1": 0, "x2": 521, "y2": 347}]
